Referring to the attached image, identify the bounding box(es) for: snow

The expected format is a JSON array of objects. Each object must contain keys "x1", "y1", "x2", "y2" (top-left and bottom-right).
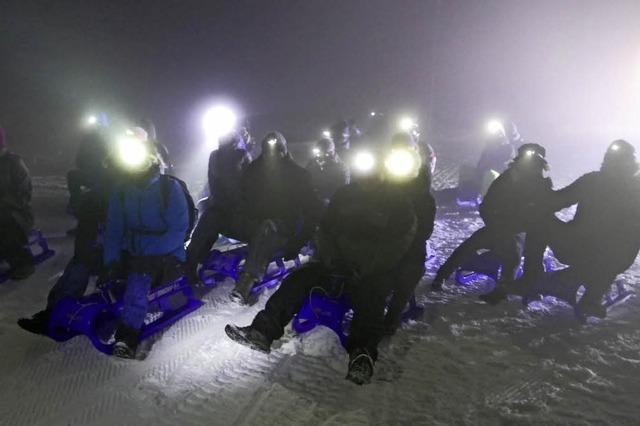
[{"x1": 1, "y1": 163, "x2": 640, "y2": 425}]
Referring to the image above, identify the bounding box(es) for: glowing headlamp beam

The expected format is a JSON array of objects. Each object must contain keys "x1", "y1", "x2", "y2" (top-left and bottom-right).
[{"x1": 353, "y1": 151, "x2": 376, "y2": 173}]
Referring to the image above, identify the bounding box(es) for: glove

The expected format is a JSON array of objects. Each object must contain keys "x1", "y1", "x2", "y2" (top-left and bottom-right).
[{"x1": 97, "y1": 262, "x2": 122, "y2": 288}]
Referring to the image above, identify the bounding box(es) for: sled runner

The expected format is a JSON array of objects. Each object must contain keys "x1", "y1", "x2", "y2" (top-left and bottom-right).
[
  {"x1": 199, "y1": 244, "x2": 304, "y2": 295},
  {"x1": 46, "y1": 276, "x2": 202, "y2": 355},
  {"x1": 0, "y1": 229, "x2": 55, "y2": 283}
]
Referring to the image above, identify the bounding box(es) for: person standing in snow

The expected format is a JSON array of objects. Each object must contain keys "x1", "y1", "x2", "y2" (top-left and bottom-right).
[
  {"x1": 225, "y1": 140, "x2": 423, "y2": 385},
  {"x1": 0, "y1": 126, "x2": 35, "y2": 280}
]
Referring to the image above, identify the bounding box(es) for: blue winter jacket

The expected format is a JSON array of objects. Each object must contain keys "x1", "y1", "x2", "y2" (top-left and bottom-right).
[{"x1": 104, "y1": 173, "x2": 189, "y2": 265}]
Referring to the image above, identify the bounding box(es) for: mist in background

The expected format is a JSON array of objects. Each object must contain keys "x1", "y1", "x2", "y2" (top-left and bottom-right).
[{"x1": 1, "y1": 0, "x2": 639, "y2": 179}]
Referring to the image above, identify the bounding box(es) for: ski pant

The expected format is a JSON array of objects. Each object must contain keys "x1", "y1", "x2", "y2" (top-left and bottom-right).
[
  {"x1": 0, "y1": 214, "x2": 32, "y2": 269},
  {"x1": 522, "y1": 217, "x2": 620, "y2": 305},
  {"x1": 187, "y1": 206, "x2": 301, "y2": 279},
  {"x1": 251, "y1": 262, "x2": 395, "y2": 361},
  {"x1": 47, "y1": 258, "x2": 92, "y2": 309},
  {"x1": 383, "y1": 243, "x2": 426, "y2": 334},
  {"x1": 434, "y1": 226, "x2": 523, "y2": 282},
  {"x1": 73, "y1": 190, "x2": 106, "y2": 273}
]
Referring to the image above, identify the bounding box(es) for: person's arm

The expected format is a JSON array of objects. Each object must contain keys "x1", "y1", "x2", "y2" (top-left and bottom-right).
[
  {"x1": 545, "y1": 173, "x2": 592, "y2": 212},
  {"x1": 103, "y1": 189, "x2": 125, "y2": 266},
  {"x1": 150, "y1": 180, "x2": 189, "y2": 250},
  {"x1": 11, "y1": 156, "x2": 32, "y2": 207}
]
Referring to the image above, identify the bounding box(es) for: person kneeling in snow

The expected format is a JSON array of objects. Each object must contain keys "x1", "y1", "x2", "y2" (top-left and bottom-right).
[
  {"x1": 0, "y1": 126, "x2": 35, "y2": 280},
  {"x1": 225, "y1": 142, "x2": 421, "y2": 385},
  {"x1": 430, "y1": 143, "x2": 554, "y2": 303}
]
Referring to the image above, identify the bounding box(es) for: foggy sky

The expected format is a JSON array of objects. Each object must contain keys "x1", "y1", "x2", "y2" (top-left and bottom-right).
[{"x1": 1, "y1": 0, "x2": 639, "y2": 167}]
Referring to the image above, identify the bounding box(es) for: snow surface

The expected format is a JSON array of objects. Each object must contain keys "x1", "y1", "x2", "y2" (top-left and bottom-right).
[{"x1": 1, "y1": 166, "x2": 640, "y2": 425}]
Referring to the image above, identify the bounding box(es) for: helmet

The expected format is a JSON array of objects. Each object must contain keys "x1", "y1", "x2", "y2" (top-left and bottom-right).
[{"x1": 260, "y1": 131, "x2": 287, "y2": 157}]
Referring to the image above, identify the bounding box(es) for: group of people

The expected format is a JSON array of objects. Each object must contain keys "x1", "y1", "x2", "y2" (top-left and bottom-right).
[{"x1": 3, "y1": 116, "x2": 639, "y2": 385}]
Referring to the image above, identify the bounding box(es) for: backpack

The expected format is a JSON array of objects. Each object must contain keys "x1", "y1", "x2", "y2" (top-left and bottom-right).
[{"x1": 159, "y1": 174, "x2": 198, "y2": 242}]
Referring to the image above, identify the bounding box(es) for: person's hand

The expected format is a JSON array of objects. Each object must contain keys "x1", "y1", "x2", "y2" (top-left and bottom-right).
[{"x1": 97, "y1": 262, "x2": 121, "y2": 289}]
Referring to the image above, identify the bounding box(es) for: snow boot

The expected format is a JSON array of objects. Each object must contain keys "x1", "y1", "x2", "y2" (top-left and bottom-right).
[
  {"x1": 346, "y1": 350, "x2": 374, "y2": 385},
  {"x1": 229, "y1": 272, "x2": 259, "y2": 305},
  {"x1": 225, "y1": 324, "x2": 271, "y2": 354},
  {"x1": 17, "y1": 310, "x2": 51, "y2": 335},
  {"x1": 10, "y1": 263, "x2": 35, "y2": 281},
  {"x1": 112, "y1": 325, "x2": 140, "y2": 359},
  {"x1": 479, "y1": 286, "x2": 508, "y2": 305}
]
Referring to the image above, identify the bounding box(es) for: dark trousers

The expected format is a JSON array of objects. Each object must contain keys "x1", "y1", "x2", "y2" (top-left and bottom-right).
[
  {"x1": 252, "y1": 262, "x2": 394, "y2": 361},
  {"x1": 187, "y1": 206, "x2": 295, "y2": 278},
  {"x1": 0, "y1": 215, "x2": 32, "y2": 269},
  {"x1": 73, "y1": 191, "x2": 106, "y2": 272},
  {"x1": 435, "y1": 226, "x2": 523, "y2": 282},
  {"x1": 522, "y1": 218, "x2": 620, "y2": 305}
]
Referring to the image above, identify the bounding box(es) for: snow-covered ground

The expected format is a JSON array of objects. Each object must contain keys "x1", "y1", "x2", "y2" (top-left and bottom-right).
[{"x1": 1, "y1": 164, "x2": 640, "y2": 426}]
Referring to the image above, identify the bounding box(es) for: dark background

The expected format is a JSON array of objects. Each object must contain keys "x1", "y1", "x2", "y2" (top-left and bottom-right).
[{"x1": 1, "y1": 0, "x2": 639, "y2": 173}]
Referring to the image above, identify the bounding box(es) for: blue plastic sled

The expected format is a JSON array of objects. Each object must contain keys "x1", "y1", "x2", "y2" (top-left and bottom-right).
[
  {"x1": 455, "y1": 250, "x2": 554, "y2": 285},
  {"x1": 46, "y1": 276, "x2": 203, "y2": 355},
  {"x1": 0, "y1": 229, "x2": 55, "y2": 284},
  {"x1": 292, "y1": 293, "x2": 424, "y2": 347},
  {"x1": 199, "y1": 245, "x2": 303, "y2": 295}
]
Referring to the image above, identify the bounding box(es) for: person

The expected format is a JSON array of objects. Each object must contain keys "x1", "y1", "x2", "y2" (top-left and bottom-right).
[
  {"x1": 19, "y1": 134, "x2": 191, "y2": 359},
  {"x1": 305, "y1": 138, "x2": 349, "y2": 204},
  {"x1": 0, "y1": 126, "x2": 35, "y2": 280},
  {"x1": 187, "y1": 132, "x2": 319, "y2": 304},
  {"x1": 138, "y1": 119, "x2": 174, "y2": 174},
  {"x1": 186, "y1": 131, "x2": 252, "y2": 282},
  {"x1": 430, "y1": 143, "x2": 553, "y2": 303},
  {"x1": 520, "y1": 140, "x2": 640, "y2": 318},
  {"x1": 383, "y1": 133, "x2": 436, "y2": 334},
  {"x1": 225, "y1": 142, "x2": 423, "y2": 385}
]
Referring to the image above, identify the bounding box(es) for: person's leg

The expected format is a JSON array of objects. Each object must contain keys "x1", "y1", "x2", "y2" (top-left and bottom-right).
[
  {"x1": 432, "y1": 227, "x2": 493, "y2": 287},
  {"x1": 186, "y1": 206, "x2": 224, "y2": 280},
  {"x1": 4, "y1": 224, "x2": 34, "y2": 277},
  {"x1": 46, "y1": 258, "x2": 92, "y2": 309},
  {"x1": 576, "y1": 268, "x2": 618, "y2": 318},
  {"x1": 522, "y1": 217, "x2": 566, "y2": 281},
  {"x1": 73, "y1": 192, "x2": 105, "y2": 273},
  {"x1": 491, "y1": 233, "x2": 522, "y2": 281},
  {"x1": 383, "y1": 246, "x2": 425, "y2": 334}
]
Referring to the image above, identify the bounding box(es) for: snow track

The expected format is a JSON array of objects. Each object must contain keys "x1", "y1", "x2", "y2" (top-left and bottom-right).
[{"x1": 2, "y1": 169, "x2": 640, "y2": 425}]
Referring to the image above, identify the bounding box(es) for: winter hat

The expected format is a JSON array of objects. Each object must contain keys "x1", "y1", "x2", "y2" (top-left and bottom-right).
[
  {"x1": 0, "y1": 126, "x2": 6, "y2": 150},
  {"x1": 517, "y1": 143, "x2": 546, "y2": 160},
  {"x1": 608, "y1": 139, "x2": 635, "y2": 156}
]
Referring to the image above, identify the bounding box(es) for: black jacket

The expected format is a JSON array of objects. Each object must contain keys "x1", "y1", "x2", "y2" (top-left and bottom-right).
[
  {"x1": 480, "y1": 165, "x2": 553, "y2": 231},
  {"x1": 208, "y1": 144, "x2": 252, "y2": 210},
  {"x1": 305, "y1": 156, "x2": 349, "y2": 201},
  {"x1": 0, "y1": 150, "x2": 33, "y2": 230}
]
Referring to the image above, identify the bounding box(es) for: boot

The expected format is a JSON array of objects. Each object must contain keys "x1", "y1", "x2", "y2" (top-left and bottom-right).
[
  {"x1": 225, "y1": 324, "x2": 272, "y2": 354},
  {"x1": 112, "y1": 324, "x2": 140, "y2": 359},
  {"x1": 17, "y1": 310, "x2": 51, "y2": 335},
  {"x1": 346, "y1": 349, "x2": 374, "y2": 385},
  {"x1": 229, "y1": 272, "x2": 259, "y2": 305}
]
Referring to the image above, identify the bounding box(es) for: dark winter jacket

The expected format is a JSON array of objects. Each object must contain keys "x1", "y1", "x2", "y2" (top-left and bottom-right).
[
  {"x1": 547, "y1": 171, "x2": 640, "y2": 272},
  {"x1": 75, "y1": 134, "x2": 110, "y2": 189},
  {"x1": 479, "y1": 165, "x2": 553, "y2": 232},
  {"x1": 476, "y1": 141, "x2": 515, "y2": 176},
  {"x1": 208, "y1": 143, "x2": 252, "y2": 210},
  {"x1": 0, "y1": 150, "x2": 33, "y2": 231},
  {"x1": 240, "y1": 154, "x2": 319, "y2": 238},
  {"x1": 104, "y1": 171, "x2": 190, "y2": 265},
  {"x1": 397, "y1": 165, "x2": 437, "y2": 252},
  {"x1": 305, "y1": 156, "x2": 349, "y2": 201},
  {"x1": 317, "y1": 181, "x2": 418, "y2": 277}
]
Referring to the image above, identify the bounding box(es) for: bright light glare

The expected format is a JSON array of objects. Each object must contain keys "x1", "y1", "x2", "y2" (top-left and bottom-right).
[
  {"x1": 86, "y1": 115, "x2": 98, "y2": 126},
  {"x1": 385, "y1": 149, "x2": 417, "y2": 178},
  {"x1": 399, "y1": 117, "x2": 415, "y2": 132},
  {"x1": 611, "y1": 144, "x2": 620, "y2": 151},
  {"x1": 370, "y1": 111, "x2": 376, "y2": 117},
  {"x1": 202, "y1": 105, "x2": 237, "y2": 150},
  {"x1": 526, "y1": 150, "x2": 535, "y2": 157},
  {"x1": 487, "y1": 119, "x2": 505, "y2": 135},
  {"x1": 267, "y1": 138, "x2": 277, "y2": 146},
  {"x1": 117, "y1": 137, "x2": 149, "y2": 169},
  {"x1": 322, "y1": 130, "x2": 331, "y2": 138},
  {"x1": 312, "y1": 147, "x2": 321, "y2": 156},
  {"x1": 353, "y1": 151, "x2": 376, "y2": 173}
]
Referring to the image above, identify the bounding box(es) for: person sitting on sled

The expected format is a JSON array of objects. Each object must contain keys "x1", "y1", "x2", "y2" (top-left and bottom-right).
[
  {"x1": 429, "y1": 143, "x2": 554, "y2": 304},
  {"x1": 187, "y1": 132, "x2": 320, "y2": 305},
  {"x1": 225, "y1": 141, "x2": 423, "y2": 385},
  {"x1": 518, "y1": 140, "x2": 640, "y2": 318},
  {"x1": 20, "y1": 132, "x2": 191, "y2": 359},
  {"x1": 0, "y1": 126, "x2": 35, "y2": 280}
]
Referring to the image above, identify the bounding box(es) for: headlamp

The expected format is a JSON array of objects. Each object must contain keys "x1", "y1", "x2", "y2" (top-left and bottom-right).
[
  {"x1": 353, "y1": 150, "x2": 376, "y2": 174},
  {"x1": 312, "y1": 147, "x2": 321, "y2": 157},
  {"x1": 86, "y1": 115, "x2": 98, "y2": 126},
  {"x1": 322, "y1": 130, "x2": 331, "y2": 138},
  {"x1": 487, "y1": 119, "x2": 505, "y2": 136},
  {"x1": 384, "y1": 148, "x2": 420, "y2": 180},
  {"x1": 610, "y1": 144, "x2": 620, "y2": 152},
  {"x1": 267, "y1": 138, "x2": 277, "y2": 147},
  {"x1": 399, "y1": 117, "x2": 416, "y2": 132},
  {"x1": 117, "y1": 136, "x2": 151, "y2": 170}
]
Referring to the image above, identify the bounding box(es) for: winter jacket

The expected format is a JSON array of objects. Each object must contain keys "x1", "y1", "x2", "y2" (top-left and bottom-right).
[
  {"x1": 479, "y1": 165, "x2": 553, "y2": 231},
  {"x1": 104, "y1": 172, "x2": 190, "y2": 265},
  {"x1": 397, "y1": 165, "x2": 436, "y2": 252},
  {"x1": 476, "y1": 142, "x2": 515, "y2": 175},
  {"x1": 547, "y1": 171, "x2": 640, "y2": 272},
  {"x1": 0, "y1": 150, "x2": 33, "y2": 231},
  {"x1": 240, "y1": 154, "x2": 319, "y2": 237},
  {"x1": 317, "y1": 181, "x2": 418, "y2": 277},
  {"x1": 305, "y1": 156, "x2": 350, "y2": 201},
  {"x1": 208, "y1": 143, "x2": 252, "y2": 210}
]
